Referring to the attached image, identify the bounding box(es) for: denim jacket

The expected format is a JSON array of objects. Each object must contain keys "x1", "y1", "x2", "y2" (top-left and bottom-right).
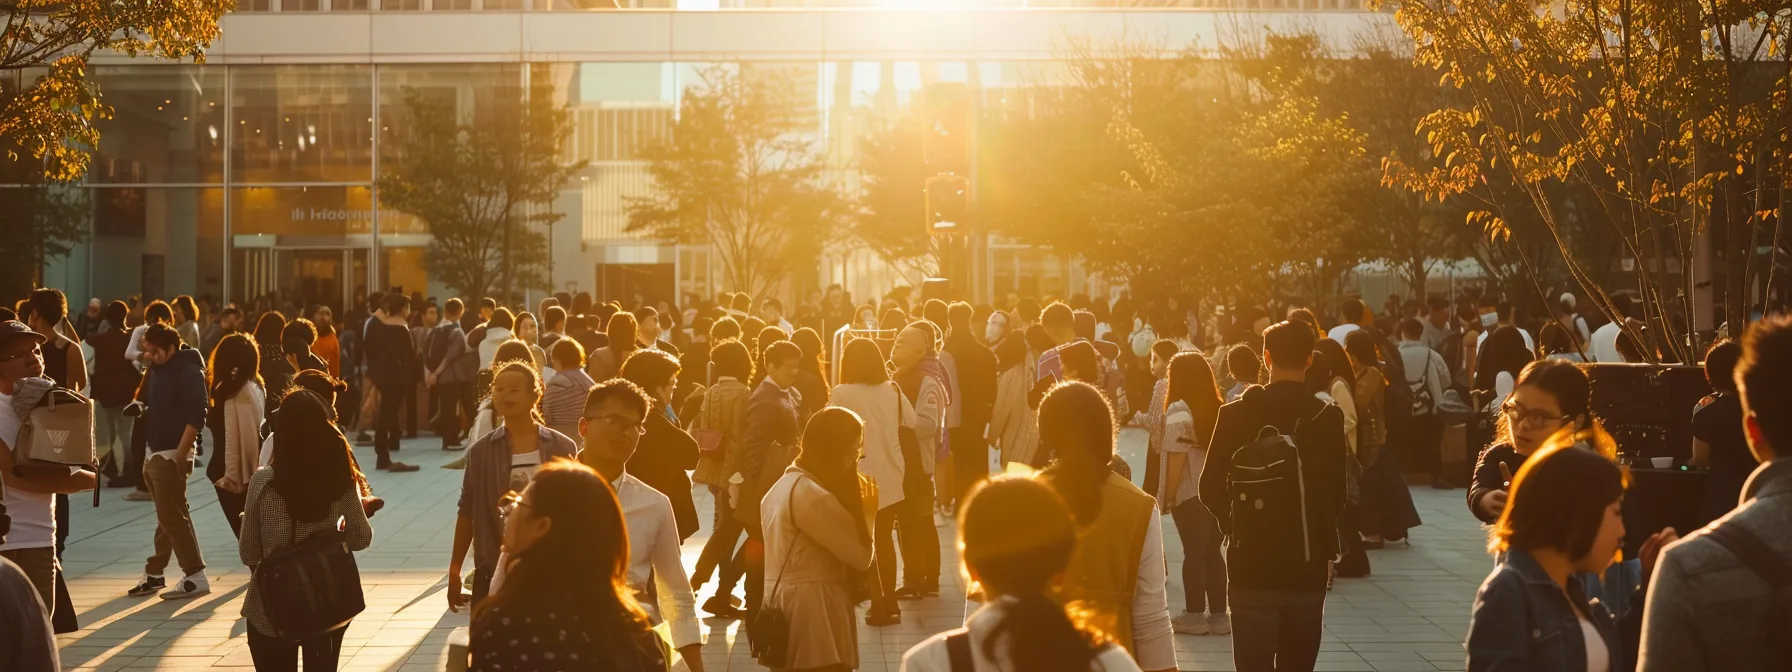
[{"x1": 1467, "y1": 549, "x2": 1627, "y2": 672}]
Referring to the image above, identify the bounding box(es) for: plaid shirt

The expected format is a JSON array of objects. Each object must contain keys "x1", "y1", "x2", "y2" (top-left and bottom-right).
[{"x1": 457, "y1": 424, "x2": 580, "y2": 570}]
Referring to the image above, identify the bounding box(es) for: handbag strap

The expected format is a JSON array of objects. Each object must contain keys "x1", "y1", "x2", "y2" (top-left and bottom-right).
[{"x1": 763, "y1": 474, "x2": 805, "y2": 602}]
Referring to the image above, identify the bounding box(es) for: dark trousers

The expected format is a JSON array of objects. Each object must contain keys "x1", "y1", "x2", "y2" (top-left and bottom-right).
[
  {"x1": 1412, "y1": 412, "x2": 1443, "y2": 477},
  {"x1": 874, "y1": 505, "x2": 900, "y2": 599},
  {"x1": 694, "y1": 485, "x2": 745, "y2": 594},
  {"x1": 898, "y1": 443, "x2": 941, "y2": 588},
  {"x1": 948, "y1": 426, "x2": 988, "y2": 509},
  {"x1": 247, "y1": 624, "x2": 347, "y2": 672},
  {"x1": 1231, "y1": 588, "x2": 1325, "y2": 672},
  {"x1": 745, "y1": 533, "x2": 765, "y2": 616},
  {"x1": 402, "y1": 381, "x2": 419, "y2": 436},
  {"x1": 215, "y1": 485, "x2": 246, "y2": 539},
  {"x1": 432, "y1": 381, "x2": 476, "y2": 447},
  {"x1": 1171, "y1": 497, "x2": 1227, "y2": 614},
  {"x1": 374, "y1": 382, "x2": 406, "y2": 466}
]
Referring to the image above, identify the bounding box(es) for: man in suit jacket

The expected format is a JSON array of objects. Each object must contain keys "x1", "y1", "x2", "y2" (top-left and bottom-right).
[{"x1": 735, "y1": 340, "x2": 802, "y2": 619}]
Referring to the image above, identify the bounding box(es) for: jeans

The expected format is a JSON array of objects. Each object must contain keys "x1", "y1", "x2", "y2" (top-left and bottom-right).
[
  {"x1": 374, "y1": 382, "x2": 406, "y2": 466},
  {"x1": 1171, "y1": 497, "x2": 1227, "y2": 614},
  {"x1": 247, "y1": 624, "x2": 347, "y2": 672},
  {"x1": 143, "y1": 458, "x2": 206, "y2": 577},
  {"x1": 948, "y1": 426, "x2": 989, "y2": 510},
  {"x1": 432, "y1": 381, "x2": 476, "y2": 447},
  {"x1": 95, "y1": 405, "x2": 133, "y2": 480},
  {"x1": 1231, "y1": 588, "x2": 1325, "y2": 672}
]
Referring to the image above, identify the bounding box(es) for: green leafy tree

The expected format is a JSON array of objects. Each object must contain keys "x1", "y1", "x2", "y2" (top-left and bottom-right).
[
  {"x1": 377, "y1": 86, "x2": 584, "y2": 301},
  {"x1": 627, "y1": 65, "x2": 849, "y2": 299},
  {"x1": 1384, "y1": 0, "x2": 1792, "y2": 361},
  {"x1": 2, "y1": 0, "x2": 232, "y2": 180},
  {"x1": 0, "y1": 182, "x2": 87, "y2": 300}
]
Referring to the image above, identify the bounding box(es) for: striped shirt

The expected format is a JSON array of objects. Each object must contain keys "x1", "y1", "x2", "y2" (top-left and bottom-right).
[
  {"x1": 458, "y1": 425, "x2": 580, "y2": 571},
  {"x1": 543, "y1": 368, "x2": 597, "y2": 444}
]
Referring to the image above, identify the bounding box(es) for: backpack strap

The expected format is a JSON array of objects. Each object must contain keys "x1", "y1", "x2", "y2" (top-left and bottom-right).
[
  {"x1": 945, "y1": 629, "x2": 974, "y2": 672},
  {"x1": 1705, "y1": 524, "x2": 1792, "y2": 587}
]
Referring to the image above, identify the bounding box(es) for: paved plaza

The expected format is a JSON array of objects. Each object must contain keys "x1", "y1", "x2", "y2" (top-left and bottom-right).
[{"x1": 54, "y1": 428, "x2": 1490, "y2": 672}]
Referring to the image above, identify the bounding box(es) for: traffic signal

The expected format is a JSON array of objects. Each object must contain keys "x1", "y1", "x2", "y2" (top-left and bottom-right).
[{"x1": 925, "y1": 174, "x2": 969, "y2": 236}]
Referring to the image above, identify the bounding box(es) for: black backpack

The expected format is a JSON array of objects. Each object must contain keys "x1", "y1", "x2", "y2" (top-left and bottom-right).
[{"x1": 1226, "y1": 410, "x2": 1323, "y2": 564}]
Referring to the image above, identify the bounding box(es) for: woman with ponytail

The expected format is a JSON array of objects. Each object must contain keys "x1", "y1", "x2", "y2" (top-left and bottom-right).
[
  {"x1": 1036, "y1": 382, "x2": 1175, "y2": 672},
  {"x1": 901, "y1": 475, "x2": 1141, "y2": 672},
  {"x1": 759, "y1": 406, "x2": 875, "y2": 671}
]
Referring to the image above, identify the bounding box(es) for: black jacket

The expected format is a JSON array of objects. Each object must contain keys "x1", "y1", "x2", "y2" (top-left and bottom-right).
[
  {"x1": 943, "y1": 332, "x2": 998, "y2": 429},
  {"x1": 629, "y1": 410, "x2": 701, "y2": 541},
  {"x1": 366, "y1": 321, "x2": 420, "y2": 387},
  {"x1": 1469, "y1": 443, "x2": 1526, "y2": 524},
  {"x1": 145, "y1": 346, "x2": 209, "y2": 454},
  {"x1": 1199, "y1": 379, "x2": 1347, "y2": 592}
]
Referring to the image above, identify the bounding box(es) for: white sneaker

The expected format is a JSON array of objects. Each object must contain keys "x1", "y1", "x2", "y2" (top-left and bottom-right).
[
  {"x1": 160, "y1": 572, "x2": 210, "y2": 600},
  {"x1": 1207, "y1": 613, "x2": 1232, "y2": 635},
  {"x1": 1171, "y1": 611, "x2": 1210, "y2": 635}
]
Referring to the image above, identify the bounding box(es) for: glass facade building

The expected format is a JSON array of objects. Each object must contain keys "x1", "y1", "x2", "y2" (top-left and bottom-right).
[{"x1": 33, "y1": 8, "x2": 1385, "y2": 312}]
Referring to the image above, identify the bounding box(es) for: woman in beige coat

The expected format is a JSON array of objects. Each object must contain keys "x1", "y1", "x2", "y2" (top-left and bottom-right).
[{"x1": 760, "y1": 407, "x2": 875, "y2": 671}]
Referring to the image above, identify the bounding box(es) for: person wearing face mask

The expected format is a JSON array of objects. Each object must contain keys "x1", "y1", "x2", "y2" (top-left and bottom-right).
[
  {"x1": 617, "y1": 350, "x2": 700, "y2": 542},
  {"x1": 1474, "y1": 296, "x2": 1535, "y2": 354}
]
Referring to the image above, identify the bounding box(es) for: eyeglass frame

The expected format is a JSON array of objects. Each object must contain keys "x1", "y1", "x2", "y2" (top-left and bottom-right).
[
  {"x1": 1499, "y1": 401, "x2": 1575, "y2": 429},
  {"x1": 497, "y1": 490, "x2": 531, "y2": 519},
  {"x1": 584, "y1": 413, "x2": 648, "y2": 436}
]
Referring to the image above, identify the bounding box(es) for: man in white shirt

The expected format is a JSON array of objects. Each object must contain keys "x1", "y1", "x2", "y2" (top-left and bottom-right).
[
  {"x1": 1474, "y1": 298, "x2": 1535, "y2": 352},
  {"x1": 760, "y1": 298, "x2": 795, "y2": 336},
  {"x1": 576, "y1": 379, "x2": 705, "y2": 672},
  {"x1": 1327, "y1": 298, "x2": 1370, "y2": 345},
  {"x1": 1590, "y1": 295, "x2": 1636, "y2": 363},
  {"x1": 0, "y1": 321, "x2": 98, "y2": 615}
]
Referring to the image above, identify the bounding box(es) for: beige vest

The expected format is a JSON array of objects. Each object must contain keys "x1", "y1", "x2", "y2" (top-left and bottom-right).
[{"x1": 1047, "y1": 471, "x2": 1156, "y2": 655}]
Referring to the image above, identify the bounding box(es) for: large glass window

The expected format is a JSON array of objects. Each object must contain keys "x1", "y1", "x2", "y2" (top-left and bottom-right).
[
  {"x1": 89, "y1": 66, "x2": 226, "y2": 185},
  {"x1": 69, "y1": 187, "x2": 226, "y2": 305},
  {"x1": 230, "y1": 65, "x2": 374, "y2": 183}
]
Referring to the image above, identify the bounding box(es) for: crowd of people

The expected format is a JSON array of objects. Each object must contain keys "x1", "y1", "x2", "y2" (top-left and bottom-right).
[{"x1": 0, "y1": 282, "x2": 1787, "y2": 672}]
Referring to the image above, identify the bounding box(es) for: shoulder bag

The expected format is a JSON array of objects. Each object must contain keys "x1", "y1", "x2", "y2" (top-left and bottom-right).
[
  {"x1": 252, "y1": 486, "x2": 366, "y2": 641},
  {"x1": 747, "y1": 476, "x2": 804, "y2": 666}
]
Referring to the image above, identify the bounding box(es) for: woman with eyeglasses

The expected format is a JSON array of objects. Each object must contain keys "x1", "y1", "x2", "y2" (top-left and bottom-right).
[
  {"x1": 448, "y1": 361, "x2": 580, "y2": 613},
  {"x1": 471, "y1": 461, "x2": 666, "y2": 672},
  {"x1": 1468, "y1": 359, "x2": 1592, "y2": 524}
]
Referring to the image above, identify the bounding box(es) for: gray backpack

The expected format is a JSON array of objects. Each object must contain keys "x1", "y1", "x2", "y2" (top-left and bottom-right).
[{"x1": 16, "y1": 388, "x2": 96, "y2": 468}]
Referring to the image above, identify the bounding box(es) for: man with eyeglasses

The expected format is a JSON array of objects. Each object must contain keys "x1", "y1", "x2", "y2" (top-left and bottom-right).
[{"x1": 576, "y1": 379, "x2": 705, "y2": 672}]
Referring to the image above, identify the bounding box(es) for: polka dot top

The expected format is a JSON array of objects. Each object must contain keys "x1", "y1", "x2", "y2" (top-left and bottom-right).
[{"x1": 470, "y1": 601, "x2": 665, "y2": 672}]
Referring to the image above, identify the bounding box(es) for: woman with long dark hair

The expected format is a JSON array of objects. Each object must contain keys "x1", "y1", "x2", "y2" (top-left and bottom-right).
[
  {"x1": 239, "y1": 390, "x2": 372, "y2": 671},
  {"x1": 1160, "y1": 353, "x2": 1227, "y2": 636},
  {"x1": 759, "y1": 407, "x2": 876, "y2": 670},
  {"x1": 829, "y1": 337, "x2": 918, "y2": 627},
  {"x1": 1037, "y1": 382, "x2": 1175, "y2": 672},
  {"x1": 1475, "y1": 325, "x2": 1534, "y2": 413},
  {"x1": 1347, "y1": 330, "x2": 1422, "y2": 548},
  {"x1": 471, "y1": 461, "x2": 664, "y2": 671},
  {"x1": 206, "y1": 333, "x2": 265, "y2": 538},
  {"x1": 252, "y1": 311, "x2": 294, "y2": 403},
  {"x1": 901, "y1": 476, "x2": 1141, "y2": 672}
]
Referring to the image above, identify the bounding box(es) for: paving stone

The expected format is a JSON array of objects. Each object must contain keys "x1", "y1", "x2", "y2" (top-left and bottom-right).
[{"x1": 57, "y1": 429, "x2": 1489, "y2": 670}]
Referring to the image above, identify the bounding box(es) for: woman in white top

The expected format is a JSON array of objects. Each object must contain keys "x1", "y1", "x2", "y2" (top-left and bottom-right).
[
  {"x1": 1159, "y1": 352, "x2": 1228, "y2": 636},
  {"x1": 206, "y1": 333, "x2": 265, "y2": 539},
  {"x1": 828, "y1": 336, "x2": 916, "y2": 627},
  {"x1": 901, "y1": 475, "x2": 1141, "y2": 672}
]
